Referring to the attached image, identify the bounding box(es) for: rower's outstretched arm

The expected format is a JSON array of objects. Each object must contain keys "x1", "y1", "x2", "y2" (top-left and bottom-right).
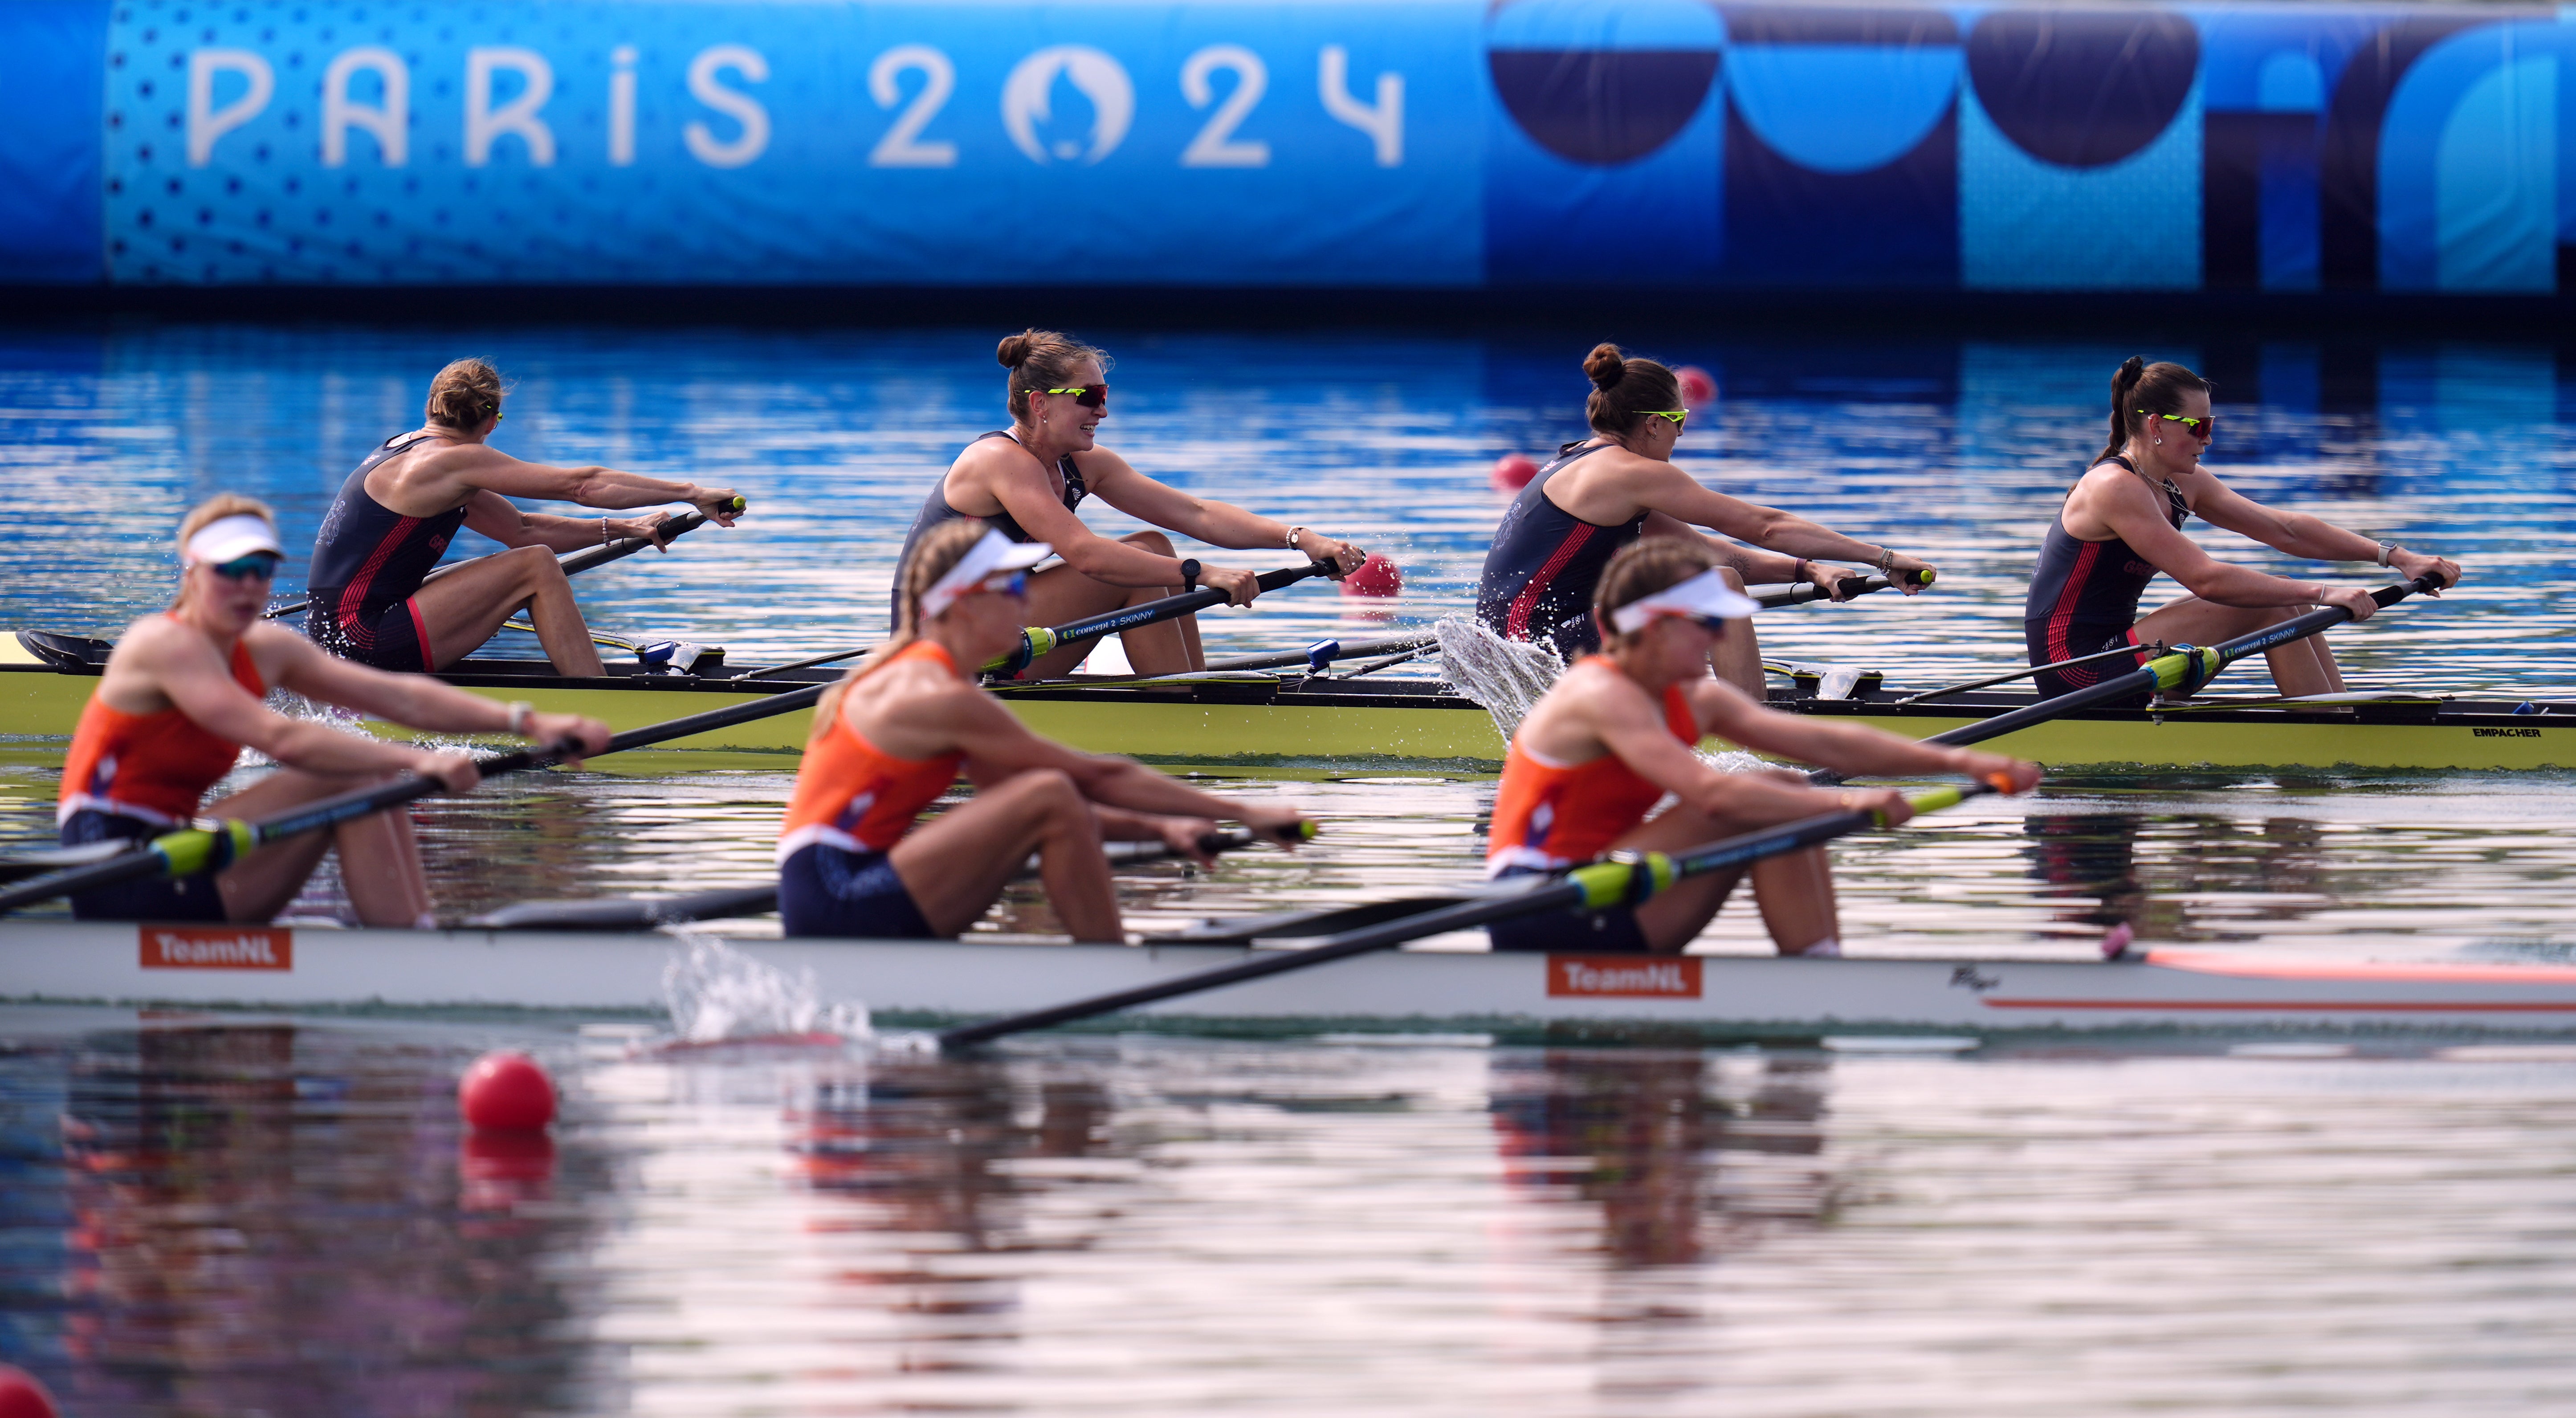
[
  {"x1": 1088, "y1": 453, "x2": 1364, "y2": 572},
  {"x1": 1691, "y1": 679, "x2": 2041, "y2": 790},
  {"x1": 2189, "y1": 480, "x2": 2461, "y2": 590},
  {"x1": 1624, "y1": 463, "x2": 1931, "y2": 591},
  {"x1": 2093, "y1": 473, "x2": 2379, "y2": 617},
  {"x1": 264, "y1": 630, "x2": 609, "y2": 759}
]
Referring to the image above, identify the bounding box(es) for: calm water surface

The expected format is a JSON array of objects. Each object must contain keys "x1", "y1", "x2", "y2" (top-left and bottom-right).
[
  {"x1": 7, "y1": 325, "x2": 2576, "y2": 1411},
  {"x1": 6, "y1": 1011, "x2": 2576, "y2": 1416}
]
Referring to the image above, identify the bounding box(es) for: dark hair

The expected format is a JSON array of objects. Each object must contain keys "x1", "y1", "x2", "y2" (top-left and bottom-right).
[
  {"x1": 2102, "y1": 356, "x2": 2210, "y2": 462},
  {"x1": 425, "y1": 358, "x2": 506, "y2": 429},
  {"x1": 1593, "y1": 536, "x2": 1725, "y2": 648},
  {"x1": 811, "y1": 517, "x2": 990, "y2": 737},
  {"x1": 1582, "y1": 343, "x2": 1682, "y2": 439},
  {"x1": 997, "y1": 329, "x2": 1112, "y2": 422}
]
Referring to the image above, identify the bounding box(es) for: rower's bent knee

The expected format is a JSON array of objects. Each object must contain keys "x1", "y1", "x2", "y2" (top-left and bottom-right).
[
  {"x1": 1006, "y1": 767, "x2": 1086, "y2": 814},
  {"x1": 1122, "y1": 530, "x2": 1175, "y2": 557},
  {"x1": 1718, "y1": 566, "x2": 1747, "y2": 591}
]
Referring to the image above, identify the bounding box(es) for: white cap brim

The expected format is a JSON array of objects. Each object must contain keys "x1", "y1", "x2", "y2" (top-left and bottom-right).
[
  {"x1": 183, "y1": 514, "x2": 285, "y2": 566},
  {"x1": 1608, "y1": 567, "x2": 1760, "y2": 633},
  {"x1": 919, "y1": 529, "x2": 1052, "y2": 621}
]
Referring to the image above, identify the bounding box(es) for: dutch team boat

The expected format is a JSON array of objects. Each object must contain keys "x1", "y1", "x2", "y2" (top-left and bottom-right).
[
  {"x1": 10, "y1": 914, "x2": 2576, "y2": 1038},
  {"x1": 7, "y1": 622, "x2": 2571, "y2": 772}
]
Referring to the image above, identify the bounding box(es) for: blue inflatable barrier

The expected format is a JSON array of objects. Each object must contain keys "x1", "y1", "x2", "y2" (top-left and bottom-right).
[{"x1": 3, "y1": 0, "x2": 2567, "y2": 294}]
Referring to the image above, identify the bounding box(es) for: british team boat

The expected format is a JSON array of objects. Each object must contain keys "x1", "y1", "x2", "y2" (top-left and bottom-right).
[
  {"x1": 8, "y1": 628, "x2": 2571, "y2": 771},
  {"x1": 7, "y1": 917, "x2": 2576, "y2": 1039}
]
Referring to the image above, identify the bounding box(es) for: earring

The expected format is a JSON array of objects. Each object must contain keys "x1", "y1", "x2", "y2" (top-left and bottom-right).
[{"x1": 2154, "y1": 438, "x2": 2163, "y2": 445}]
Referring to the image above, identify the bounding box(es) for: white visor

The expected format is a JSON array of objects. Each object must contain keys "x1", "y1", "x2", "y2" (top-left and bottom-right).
[
  {"x1": 917, "y1": 530, "x2": 1053, "y2": 622},
  {"x1": 183, "y1": 513, "x2": 285, "y2": 566},
  {"x1": 1607, "y1": 567, "x2": 1760, "y2": 634}
]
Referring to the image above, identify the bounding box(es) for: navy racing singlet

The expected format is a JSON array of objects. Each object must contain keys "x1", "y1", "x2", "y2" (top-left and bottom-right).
[
  {"x1": 306, "y1": 432, "x2": 464, "y2": 673},
  {"x1": 2021, "y1": 455, "x2": 2192, "y2": 699},
  {"x1": 1474, "y1": 442, "x2": 1639, "y2": 662},
  {"x1": 893, "y1": 430, "x2": 1087, "y2": 627}
]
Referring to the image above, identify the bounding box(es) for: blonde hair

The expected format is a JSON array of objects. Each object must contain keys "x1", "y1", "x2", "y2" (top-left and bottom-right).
[
  {"x1": 171, "y1": 494, "x2": 279, "y2": 609},
  {"x1": 997, "y1": 328, "x2": 1110, "y2": 423},
  {"x1": 425, "y1": 358, "x2": 506, "y2": 429},
  {"x1": 1592, "y1": 537, "x2": 1724, "y2": 650},
  {"x1": 811, "y1": 518, "x2": 994, "y2": 737}
]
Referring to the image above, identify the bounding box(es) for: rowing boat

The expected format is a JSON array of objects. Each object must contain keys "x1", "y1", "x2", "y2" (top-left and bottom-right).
[
  {"x1": 9, "y1": 630, "x2": 2570, "y2": 771},
  {"x1": 10, "y1": 917, "x2": 2576, "y2": 1037}
]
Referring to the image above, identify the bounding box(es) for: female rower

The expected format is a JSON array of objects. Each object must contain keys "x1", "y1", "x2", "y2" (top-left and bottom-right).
[
  {"x1": 306, "y1": 358, "x2": 742, "y2": 676},
  {"x1": 61, "y1": 496, "x2": 610, "y2": 926},
  {"x1": 896, "y1": 329, "x2": 1369, "y2": 678},
  {"x1": 1488, "y1": 538, "x2": 2039, "y2": 956},
  {"x1": 2025, "y1": 358, "x2": 2462, "y2": 701},
  {"x1": 783, "y1": 520, "x2": 1313, "y2": 941},
  {"x1": 1477, "y1": 344, "x2": 1936, "y2": 693}
]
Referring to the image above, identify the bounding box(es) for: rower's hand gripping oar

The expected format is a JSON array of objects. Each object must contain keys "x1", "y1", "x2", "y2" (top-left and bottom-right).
[
  {"x1": 986, "y1": 559, "x2": 1339, "y2": 677},
  {"x1": 0, "y1": 670, "x2": 829, "y2": 915},
  {"x1": 263, "y1": 497, "x2": 746, "y2": 620},
  {"x1": 1753, "y1": 566, "x2": 1933, "y2": 610},
  {"x1": 935, "y1": 775, "x2": 2014, "y2": 1051}
]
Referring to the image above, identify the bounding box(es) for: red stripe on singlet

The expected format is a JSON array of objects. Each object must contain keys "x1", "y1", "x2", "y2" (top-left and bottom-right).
[
  {"x1": 2042, "y1": 539, "x2": 2101, "y2": 663},
  {"x1": 1504, "y1": 523, "x2": 1596, "y2": 640},
  {"x1": 334, "y1": 515, "x2": 423, "y2": 649}
]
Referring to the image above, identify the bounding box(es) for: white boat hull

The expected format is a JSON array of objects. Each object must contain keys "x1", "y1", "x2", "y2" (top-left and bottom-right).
[{"x1": 10, "y1": 921, "x2": 2576, "y2": 1037}]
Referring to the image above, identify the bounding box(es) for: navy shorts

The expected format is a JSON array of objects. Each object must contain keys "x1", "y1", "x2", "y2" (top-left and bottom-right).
[
  {"x1": 306, "y1": 596, "x2": 432, "y2": 673},
  {"x1": 2028, "y1": 621, "x2": 2149, "y2": 707},
  {"x1": 1484, "y1": 865, "x2": 1649, "y2": 954},
  {"x1": 778, "y1": 843, "x2": 938, "y2": 940},
  {"x1": 59, "y1": 809, "x2": 229, "y2": 923}
]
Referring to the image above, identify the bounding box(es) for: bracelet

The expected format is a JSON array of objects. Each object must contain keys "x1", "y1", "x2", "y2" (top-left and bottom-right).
[
  {"x1": 2377, "y1": 541, "x2": 2397, "y2": 567},
  {"x1": 505, "y1": 701, "x2": 534, "y2": 737},
  {"x1": 1284, "y1": 525, "x2": 1308, "y2": 552},
  {"x1": 600, "y1": 517, "x2": 610, "y2": 546},
  {"x1": 1793, "y1": 558, "x2": 1809, "y2": 582},
  {"x1": 1875, "y1": 548, "x2": 1896, "y2": 572}
]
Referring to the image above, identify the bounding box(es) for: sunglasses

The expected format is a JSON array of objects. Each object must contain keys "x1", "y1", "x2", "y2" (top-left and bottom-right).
[
  {"x1": 1045, "y1": 386, "x2": 1109, "y2": 409},
  {"x1": 1645, "y1": 410, "x2": 1687, "y2": 428},
  {"x1": 979, "y1": 570, "x2": 1029, "y2": 598},
  {"x1": 2143, "y1": 410, "x2": 2214, "y2": 439},
  {"x1": 205, "y1": 553, "x2": 281, "y2": 582}
]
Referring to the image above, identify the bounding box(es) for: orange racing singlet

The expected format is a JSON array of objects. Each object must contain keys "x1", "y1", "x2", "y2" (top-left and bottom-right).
[
  {"x1": 776, "y1": 640, "x2": 969, "y2": 861},
  {"x1": 1485, "y1": 659, "x2": 1700, "y2": 875},
  {"x1": 59, "y1": 620, "x2": 267, "y2": 827}
]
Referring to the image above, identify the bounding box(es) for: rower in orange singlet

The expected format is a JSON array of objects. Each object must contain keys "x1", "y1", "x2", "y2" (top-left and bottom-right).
[
  {"x1": 1485, "y1": 538, "x2": 2040, "y2": 956},
  {"x1": 778, "y1": 521, "x2": 1312, "y2": 940},
  {"x1": 58, "y1": 495, "x2": 609, "y2": 925}
]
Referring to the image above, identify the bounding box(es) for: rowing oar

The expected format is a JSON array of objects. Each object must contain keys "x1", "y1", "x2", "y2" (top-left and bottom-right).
[
  {"x1": 0, "y1": 675, "x2": 829, "y2": 914},
  {"x1": 984, "y1": 559, "x2": 1339, "y2": 677},
  {"x1": 1753, "y1": 567, "x2": 1933, "y2": 609},
  {"x1": 263, "y1": 498, "x2": 744, "y2": 620},
  {"x1": 936, "y1": 776, "x2": 2009, "y2": 1050},
  {"x1": 465, "y1": 826, "x2": 1299, "y2": 931},
  {"x1": 1890, "y1": 640, "x2": 2161, "y2": 706},
  {"x1": 1906, "y1": 573, "x2": 2445, "y2": 757}
]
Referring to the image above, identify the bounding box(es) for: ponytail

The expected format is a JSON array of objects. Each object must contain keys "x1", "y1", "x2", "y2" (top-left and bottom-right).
[
  {"x1": 2102, "y1": 356, "x2": 2211, "y2": 464},
  {"x1": 811, "y1": 519, "x2": 990, "y2": 738}
]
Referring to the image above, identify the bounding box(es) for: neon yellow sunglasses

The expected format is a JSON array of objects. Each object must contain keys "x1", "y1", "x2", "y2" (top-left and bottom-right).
[{"x1": 1645, "y1": 409, "x2": 1687, "y2": 428}]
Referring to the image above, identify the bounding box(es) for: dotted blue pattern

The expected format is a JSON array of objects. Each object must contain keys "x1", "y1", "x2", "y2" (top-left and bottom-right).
[{"x1": 1959, "y1": 77, "x2": 2204, "y2": 291}]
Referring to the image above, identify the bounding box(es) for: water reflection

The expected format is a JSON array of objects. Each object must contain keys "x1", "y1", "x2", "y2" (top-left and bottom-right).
[{"x1": 46, "y1": 1023, "x2": 599, "y2": 1417}]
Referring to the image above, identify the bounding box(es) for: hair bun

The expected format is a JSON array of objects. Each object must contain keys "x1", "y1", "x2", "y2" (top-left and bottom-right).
[
  {"x1": 1583, "y1": 342, "x2": 1628, "y2": 391},
  {"x1": 997, "y1": 332, "x2": 1035, "y2": 369}
]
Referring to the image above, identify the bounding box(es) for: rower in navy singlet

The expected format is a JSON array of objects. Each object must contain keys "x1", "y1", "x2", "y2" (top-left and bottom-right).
[
  {"x1": 2022, "y1": 356, "x2": 2461, "y2": 701},
  {"x1": 911, "y1": 329, "x2": 1366, "y2": 679},
  {"x1": 302, "y1": 359, "x2": 742, "y2": 676},
  {"x1": 1475, "y1": 443, "x2": 1638, "y2": 661},
  {"x1": 307, "y1": 433, "x2": 465, "y2": 672},
  {"x1": 891, "y1": 430, "x2": 1087, "y2": 625},
  {"x1": 1471, "y1": 343, "x2": 1933, "y2": 692}
]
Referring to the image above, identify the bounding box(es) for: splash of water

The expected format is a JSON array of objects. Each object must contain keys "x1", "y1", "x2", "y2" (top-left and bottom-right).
[
  {"x1": 661, "y1": 934, "x2": 873, "y2": 1044},
  {"x1": 1432, "y1": 613, "x2": 1565, "y2": 744}
]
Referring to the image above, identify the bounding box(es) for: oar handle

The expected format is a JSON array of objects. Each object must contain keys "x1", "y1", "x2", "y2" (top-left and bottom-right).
[
  {"x1": 1754, "y1": 567, "x2": 1932, "y2": 610},
  {"x1": 989, "y1": 560, "x2": 1337, "y2": 676}
]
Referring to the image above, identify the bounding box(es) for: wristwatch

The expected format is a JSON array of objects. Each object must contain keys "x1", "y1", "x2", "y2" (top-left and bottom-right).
[
  {"x1": 2376, "y1": 541, "x2": 2398, "y2": 567},
  {"x1": 1284, "y1": 525, "x2": 1308, "y2": 552}
]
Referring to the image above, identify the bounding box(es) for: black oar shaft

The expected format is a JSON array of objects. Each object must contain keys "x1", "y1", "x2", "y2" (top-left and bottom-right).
[
  {"x1": 1753, "y1": 567, "x2": 1932, "y2": 610},
  {"x1": 1893, "y1": 640, "x2": 2157, "y2": 705},
  {"x1": 937, "y1": 782, "x2": 1993, "y2": 1050},
  {"x1": 265, "y1": 503, "x2": 732, "y2": 620},
  {"x1": 990, "y1": 560, "x2": 1335, "y2": 676},
  {"x1": 1912, "y1": 575, "x2": 2438, "y2": 755}
]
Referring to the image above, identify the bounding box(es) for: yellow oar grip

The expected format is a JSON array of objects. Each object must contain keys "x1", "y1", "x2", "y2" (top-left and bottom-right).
[
  {"x1": 1571, "y1": 852, "x2": 1675, "y2": 909},
  {"x1": 2149, "y1": 645, "x2": 2221, "y2": 692},
  {"x1": 157, "y1": 819, "x2": 255, "y2": 877},
  {"x1": 722, "y1": 495, "x2": 747, "y2": 513}
]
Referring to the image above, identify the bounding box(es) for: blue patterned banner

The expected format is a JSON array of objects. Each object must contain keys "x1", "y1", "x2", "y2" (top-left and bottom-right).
[{"x1": 4, "y1": 0, "x2": 2569, "y2": 293}]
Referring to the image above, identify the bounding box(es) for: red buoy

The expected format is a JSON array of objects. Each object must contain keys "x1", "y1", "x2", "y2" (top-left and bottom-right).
[
  {"x1": 0, "y1": 1366, "x2": 59, "y2": 1418},
  {"x1": 1489, "y1": 452, "x2": 1539, "y2": 491},
  {"x1": 1340, "y1": 554, "x2": 1403, "y2": 599},
  {"x1": 459, "y1": 1050, "x2": 556, "y2": 1132},
  {"x1": 1676, "y1": 365, "x2": 1718, "y2": 410}
]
